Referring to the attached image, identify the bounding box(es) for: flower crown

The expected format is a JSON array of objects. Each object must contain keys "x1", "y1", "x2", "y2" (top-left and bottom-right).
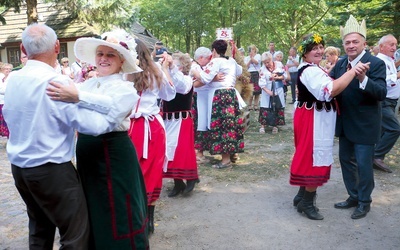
[{"x1": 297, "y1": 34, "x2": 324, "y2": 55}]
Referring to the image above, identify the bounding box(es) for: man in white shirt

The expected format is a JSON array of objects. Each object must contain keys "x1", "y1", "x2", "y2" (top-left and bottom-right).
[
  {"x1": 286, "y1": 47, "x2": 300, "y2": 104},
  {"x1": 3, "y1": 23, "x2": 124, "y2": 249},
  {"x1": 373, "y1": 34, "x2": 400, "y2": 173}
]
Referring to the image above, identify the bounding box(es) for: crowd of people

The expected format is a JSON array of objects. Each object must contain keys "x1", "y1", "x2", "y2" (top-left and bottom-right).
[{"x1": 1, "y1": 13, "x2": 400, "y2": 249}]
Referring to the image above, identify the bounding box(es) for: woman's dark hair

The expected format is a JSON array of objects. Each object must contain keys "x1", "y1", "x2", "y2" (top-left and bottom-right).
[
  {"x1": 212, "y1": 39, "x2": 228, "y2": 59},
  {"x1": 301, "y1": 33, "x2": 325, "y2": 57}
]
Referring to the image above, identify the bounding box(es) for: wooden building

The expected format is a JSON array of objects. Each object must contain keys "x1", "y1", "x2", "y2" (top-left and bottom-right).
[{"x1": 0, "y1": 1, "x2": 159, "y2": 67}]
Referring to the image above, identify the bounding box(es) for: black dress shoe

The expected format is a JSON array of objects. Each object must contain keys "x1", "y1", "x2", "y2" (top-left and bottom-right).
[
  {"x1": 334, "y1": 198, "x2": 358, "y2": 209},
  {"x1": 373, "y1": 159, "x2": 393, "y2": 173},
  {"x1": 351, "y1": 204, "x2": 370, "y2": 219}
]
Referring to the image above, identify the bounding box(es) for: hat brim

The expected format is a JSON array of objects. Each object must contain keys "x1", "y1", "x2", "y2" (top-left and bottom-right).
[{"x1": 74, "y1": 37, "x2": 141, "y2": 74}]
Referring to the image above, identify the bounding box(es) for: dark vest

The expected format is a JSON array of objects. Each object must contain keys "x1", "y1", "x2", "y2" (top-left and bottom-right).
[
  {"x1": 297, "y1": 64, "x2": 336, "y2": 111},
  {"x1": 162, "y1": 87, "x2": 194, "y2": 119}
]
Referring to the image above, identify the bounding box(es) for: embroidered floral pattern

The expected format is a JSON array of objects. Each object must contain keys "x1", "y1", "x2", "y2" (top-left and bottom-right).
[
  {"x1": 258, "y1": 107, "x2": 285, "y2": 126},
  {"x1": 208, "y1": 89, "x2": 245, "y2": 155},
  {"x1": 0, "y1": 105, "x2": 9, "y2": 138},
  {"x1": 192, "y1": 92, "x2": 211, "y2": 151}
]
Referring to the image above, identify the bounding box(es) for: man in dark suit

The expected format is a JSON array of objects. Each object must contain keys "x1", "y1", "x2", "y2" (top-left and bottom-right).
[{"x1": 330, "y1": 15, "x2": 387, "y2": 219}]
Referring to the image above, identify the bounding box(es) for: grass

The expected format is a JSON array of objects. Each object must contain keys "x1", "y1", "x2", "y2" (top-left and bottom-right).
[
  {"x1": 198, "y1": 107, "x2": 295, "y2": 183},
  {"x1": 198, "y1": 102, "x2": 400, "y2": 186}
]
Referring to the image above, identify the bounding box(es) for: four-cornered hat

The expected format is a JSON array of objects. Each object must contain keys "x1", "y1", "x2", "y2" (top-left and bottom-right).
[
  {"x1": 340, "y1": 15, "x2": 367, "y2": 39},
  {"x1": 74, "y1": 29, "x2": 142, "y2": 74}
]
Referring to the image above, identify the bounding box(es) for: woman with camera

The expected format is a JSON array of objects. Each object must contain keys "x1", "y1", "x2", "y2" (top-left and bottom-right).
[{"x1": 244, "y1": 45, "x2": 261, "y2": 110}]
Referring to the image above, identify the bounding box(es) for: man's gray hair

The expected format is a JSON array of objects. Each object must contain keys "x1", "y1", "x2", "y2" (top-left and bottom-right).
[
  {"x1": 194, "y1": 47, "x2": 212, "y2": 60},
  {"x1": 378, "y1": 34, "x2": 395, "y2": 46},
  {"x1": 22, "y1": 23, "x2": 57, "y2": 57}
]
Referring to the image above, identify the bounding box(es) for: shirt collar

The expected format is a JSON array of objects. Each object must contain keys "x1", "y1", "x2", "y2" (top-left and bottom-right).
[
  {"x1": 376, "y1": 52, "x2": 394, "y2": 62},
  {"x1": 348, "y1": 50, "x2": 366, "y2": 67}
]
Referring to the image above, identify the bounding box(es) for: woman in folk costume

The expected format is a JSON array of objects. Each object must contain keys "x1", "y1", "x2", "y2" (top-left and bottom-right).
[
  {"x1": 161, "y1": 52, "x2": 199, "y2": 197},
  {"x1": 126, "y1": 39, "x2": 176, "y2": 234},
  {"x1": 290, "y1": 34, "x2": 370, "y2": 220},
  {"x1": 192, "y1": 39, "x2": 246, "y2": 169},
  {"x1": 226, "y1": 41, "x2": 252, "y2": 107},
  {"x1": 190, "y1": 47, "x2": 212, "y2": 163},
  {"x1": 258, "y1": 52, "x2": 286, "y2": 134},
  {"x1": 47, "y1": 29, "x2": 149, "y2": 248}
]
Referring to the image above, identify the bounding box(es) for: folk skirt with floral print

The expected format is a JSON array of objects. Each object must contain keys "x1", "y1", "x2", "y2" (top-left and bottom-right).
[
  {"x1": 208, "y1": 88, "x2": 245, "y2": 155},
  {"x1": 192, "y1": 92, "x2": 211, "y2": 152},
  {"x1": 250, "y1": 71, "x2": 261, "y2": 95},
  {"x1": 258, "y1": 107, "x2": 285, "y2": 127},
  {"x1": 0, "y1": 104, "x2": 9, "y2": 138}
]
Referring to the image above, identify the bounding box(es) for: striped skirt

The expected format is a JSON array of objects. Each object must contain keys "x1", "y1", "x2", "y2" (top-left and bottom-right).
[{"x1": 77, "y1": 132, "x2": 149, "y2": 249}]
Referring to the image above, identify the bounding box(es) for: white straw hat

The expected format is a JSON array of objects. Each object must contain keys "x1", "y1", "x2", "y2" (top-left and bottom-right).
[{"x1": 74, "y1": 29, "x2": 142, "y2": 74}]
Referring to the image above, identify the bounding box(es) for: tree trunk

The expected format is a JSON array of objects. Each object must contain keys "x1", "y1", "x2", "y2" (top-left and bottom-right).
[{"x1": 26, "y1": 0, "x2": 38, "y2": 25}]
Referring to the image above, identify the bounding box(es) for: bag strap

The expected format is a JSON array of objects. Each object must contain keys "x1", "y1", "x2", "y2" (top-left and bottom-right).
[{"x1": 269, "y1": 81, "x2": 276, "y2": 110}]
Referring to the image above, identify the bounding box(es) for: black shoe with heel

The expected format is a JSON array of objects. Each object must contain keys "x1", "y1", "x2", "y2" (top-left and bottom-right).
[
  {"x1": 183, "y1": 179, "x2": 200, "y2": 195},
  {"x1": 168, "y1": 179, "x2": 186, "y2": 197},
  {"x1": 297, "y1": 191, "x2": 324, "y2": 220}
]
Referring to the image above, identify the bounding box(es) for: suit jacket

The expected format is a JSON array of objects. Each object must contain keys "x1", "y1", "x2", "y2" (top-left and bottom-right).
[{"x1": 330, "y1": 51, "x2": 387, "y2": 144}]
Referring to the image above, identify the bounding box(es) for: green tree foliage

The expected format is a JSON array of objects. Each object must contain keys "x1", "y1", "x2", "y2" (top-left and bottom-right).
[
  {"x1": 50, "y1": 0, "x2": 137, "y2": 32},
  {"x1": 0, "y1": 0, "x2": 137, "y2": 29},
  {"x1": 326, "y1": 0, "x2": 400, "y2": 46},
  {"x1": 2, "y1": 0, "x2": 399, "y2": 57},
  {"x1": 0, "y1": 0, "x2": 38, "y2": 24},
  {"x1": 137, "y1": 0, "x2": 399, "y2": 56},
  {"x1": 138, "y1": 0, "x2": 336, "y2": 55}
]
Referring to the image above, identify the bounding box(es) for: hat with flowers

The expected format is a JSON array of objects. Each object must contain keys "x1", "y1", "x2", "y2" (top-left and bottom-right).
[{"x1": 74, "y1": 29, "x2": 142, "y2": 74}]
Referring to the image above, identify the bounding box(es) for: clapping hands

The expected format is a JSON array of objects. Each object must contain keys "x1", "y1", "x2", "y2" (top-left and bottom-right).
[{"x1": 353, "y1": 62, "x2": 370, "y2": 81}]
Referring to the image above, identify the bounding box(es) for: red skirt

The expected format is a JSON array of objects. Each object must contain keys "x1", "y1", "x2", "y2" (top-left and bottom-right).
[
  {"x1": 290, "y1": 107, "x2": 330, "y2": 187},
  {"x1": 129, "y1": 117, "x2": 165, "y2": 204},
  {"x1": 163, "y1": 117, "x2": 198, "y2": 180}
]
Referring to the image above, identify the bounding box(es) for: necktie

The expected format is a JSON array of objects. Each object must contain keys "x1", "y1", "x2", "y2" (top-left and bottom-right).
[{"x1": 347, "y1": 63, "x2": 352, "y2": 71}]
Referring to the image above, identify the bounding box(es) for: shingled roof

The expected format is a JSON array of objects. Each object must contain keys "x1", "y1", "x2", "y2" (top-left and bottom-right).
[
  {"x1": 0, "y1": 1, "x2": 99, "y2": 47},
  {"x1": 130, "y1": 22, "x2": 159, "y2": 51},
  {"x1": 0, "y1": 1, "x2": 159, "y2": 49}
]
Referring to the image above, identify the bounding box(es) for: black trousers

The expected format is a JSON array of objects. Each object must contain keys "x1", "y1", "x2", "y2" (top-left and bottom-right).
[
  {"x1": 12, "y1": 162, "x2": 89, "y2": 250},
  {"x1": 289, "y1": 72, "x2": 298, "y2": 102}
]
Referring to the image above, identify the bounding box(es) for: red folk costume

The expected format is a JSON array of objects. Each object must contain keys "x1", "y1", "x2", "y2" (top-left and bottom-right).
[
  {"x1": 162, "y1": 87, "x2": 198, "y2": 180},
  {"x1": 290, "y1": 63, "x2": 336, "y2": 187}
]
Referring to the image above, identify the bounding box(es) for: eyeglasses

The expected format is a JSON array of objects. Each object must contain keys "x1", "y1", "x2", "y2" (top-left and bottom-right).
[{"x1": 63, "y1": 61, "x2": 69, "y2": 63}]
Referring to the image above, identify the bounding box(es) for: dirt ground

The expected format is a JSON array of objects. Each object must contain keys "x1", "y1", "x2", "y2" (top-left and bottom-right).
[{"x1": 1, "y1": 101, "x2": 400, "y2": 250}]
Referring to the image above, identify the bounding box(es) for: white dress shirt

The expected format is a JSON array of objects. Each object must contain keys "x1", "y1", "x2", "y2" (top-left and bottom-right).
[
  {"x1": 376, "y1": 53, "x2": 400, "y2": 99},
  {"x1": 3, "y1": 60, "x2": 137, "y2": 168}
]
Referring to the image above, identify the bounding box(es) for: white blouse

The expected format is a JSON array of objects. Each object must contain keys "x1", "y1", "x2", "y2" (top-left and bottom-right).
[
  {"x1": 244, "y1": 54, "x2": 261, "y2": 72},
  {"x1": 258, "y1": 61, "x2": 286, "y2": 108},
  {"x1": 77, "y1": 74, "x2": 139, "y2": 131},
  {"x1": 298, "y1": 62, "x2": 333, "y2": 101},
  {"x1": 199, "y1": 57, "x2": 242, "y2": 88}
]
